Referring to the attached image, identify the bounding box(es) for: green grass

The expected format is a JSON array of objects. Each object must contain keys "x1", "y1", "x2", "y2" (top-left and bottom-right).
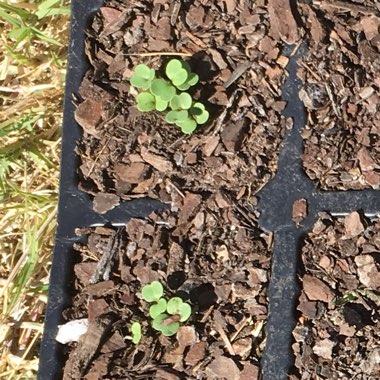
[{"x1": 0, "y1": 0, "x2": 70, "y2": 378}]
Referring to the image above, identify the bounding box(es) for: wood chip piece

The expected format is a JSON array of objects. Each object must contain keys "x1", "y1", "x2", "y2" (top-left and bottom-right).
[
  {"x1": 303, "y1": 275, "x2": 334, "y2": 303},
  {"x1": 354, "y1": 255, "x2": 380, "y2": 290},
  {"x1": 267, "y1": 0, "x2": 300, "y2": 44},
  {"x1": 140, "y1": 148, "x2": 173, "y2": 173},
  {"x1": 206, "y1": 356, "x2": 240, "y2": 380},
  {"x1": 292, "y1": 198, "x2": 308, "y2": 225},
  {"x1": 93, "y1": 193, "x2": 120, "y2": 214},
  {"x1": 344, "y1": 212, "x2": 364, "y2": 238}
]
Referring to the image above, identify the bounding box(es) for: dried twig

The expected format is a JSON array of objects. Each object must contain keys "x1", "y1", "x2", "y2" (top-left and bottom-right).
[{"x1": 211, "y1": 88, "x2": 241, "y2": 135}]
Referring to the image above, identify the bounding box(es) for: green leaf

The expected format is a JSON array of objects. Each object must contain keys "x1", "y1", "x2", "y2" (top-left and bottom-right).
[
  {"x1": 130, "y1": 64, "x2": 155, "y2": 90},
  {"x1": 30, "y1": 27, "x2": 62, "y2": 46},
  {"x1": 150, "y1": 79, "x2": 176, "y2": 101},
  {"x1": 35, "y1": 0, "x2": 70, "y2": 19},
  {"x1": 136, "y1": 92, "x2": 156, "y2": 112},
  {"x1": 170, "y1": 93, "x2": 192, "y2": 110},
  {"x1": 152, "y1": 313, "x2": 180, "y2": 336},
  {"x1": 166, "y1": 59, "x2": 189, "y2": 87},
  {"x1": 149, "y1": 298, "x2": 167, "y2": 319},
  {"x1": 155, "y1": 96, "x2": 168, "y2": 112},
  {"x1": 176, "y1": 118, "x2": 197, "y2": 134},
  {"x1": 0, "y1": 3, "x2": 32, "y2": 21},
  {"x1": 167, "y1": 297, "x2": 192, "y2": 322},
  {"x1": 176, "y1": 73, "x2": 199, "y2": 91},
  {"x1": 190, "y1": 102, "x2": 209, "y2": 124},
  {"x1": 131, "y1": 322, "x2": 142, "y2": 344},
  {"x1": 0, "y1": 8, "x2": 22, "y2": 28},
  {"x1": 8, "y1": 26, "x2": 31, "y2": 44},
  {"x1": 166, "y1": 110, "x2": 189, "y2": 124},
  {"x1": 141, "y1": 281, "x2": 164, "y2": 302}
]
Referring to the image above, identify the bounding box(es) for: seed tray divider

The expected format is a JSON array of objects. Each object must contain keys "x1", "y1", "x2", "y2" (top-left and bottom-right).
[{"x1": 258, "y1": 44, "x2": 380, "y2": 379}]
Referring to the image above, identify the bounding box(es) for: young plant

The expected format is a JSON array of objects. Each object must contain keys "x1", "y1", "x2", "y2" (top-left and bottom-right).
[
  {"x1": 141, "y1": 281, "x2": 192, "y2": 337},
  {"x1": 131, "y1": 322, "x2": 142, "y2": 344},
  {"x1": 130, "y1": 64, "x2": 155, "y2": 90},
  {"x1": 141, "y1": 281, "x2": 163, "y2": 302},
  {"x1": 129, "y1": 58, "x2": 210, "y2": 134}
]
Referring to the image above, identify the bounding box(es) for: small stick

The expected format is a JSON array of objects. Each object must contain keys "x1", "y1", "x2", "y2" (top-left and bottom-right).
[
  {"x1": 87, "y1": 137, "x2": 111, "y2": 177},
  {"x1": 215, "y1": 324, "x2": 236, "y2": 356},
  {"x1": 325, "y1": 83, "x2": 339, "y2": 117},
  {"x1": 212, "y1": 88, "x2": 241, "y2": 135},
  {"x1": 230, "y1": 317, "x2": 249, "y2": 342}
]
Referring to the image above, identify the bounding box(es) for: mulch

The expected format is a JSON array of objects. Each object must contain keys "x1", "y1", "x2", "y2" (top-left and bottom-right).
[
  {"x1": 74, "y1": 0, "x2": 290, "y2": 210},
  {"x1": 294, "y1": 211, "x2": 380, "y2": 379},
  {"x1": 62, "y1": 202, "x2": 271, "y2": 380},
  {"x1": 299, "y1": 1, "x2": 380, "y2": 190}
]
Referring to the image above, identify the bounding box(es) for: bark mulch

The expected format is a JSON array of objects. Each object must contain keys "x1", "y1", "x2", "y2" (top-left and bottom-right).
[
  {"x1": 62, "y1": 200, "x2": 271, "y2": 379},
  {"x1": 299, "y1": 1, "x2": 380, "y2": 190},
  {"x1": 293, "y1": 211, "x2": 380, "y2": 379},
  {"x1": 74, "y1": 0, "x2": 291, "y2": 211}
]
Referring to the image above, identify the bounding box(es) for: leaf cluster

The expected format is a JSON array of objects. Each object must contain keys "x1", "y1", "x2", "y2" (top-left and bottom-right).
[
  {"x1": 130, "y1": 59, "x2": 209, "y2": 134},
  {"x1": 141, "y1": 281, "x2": 192, "y2": 336}
]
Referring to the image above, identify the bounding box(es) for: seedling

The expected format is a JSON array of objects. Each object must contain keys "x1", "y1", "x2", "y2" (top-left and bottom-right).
[
  {"x1": 140, "y1": 281, "x2": 192, "y2": 337},
  {"x1": 141, "y1": 280, "x2": 163, "y2": 303},
  {"x1": 167, "y1": 297, "x2": 192, "y2": 322},
  {"x1": 152, "y1": 313, "x2": 180, "y2": 336},
  {"x1": 130, "y1": 64, "x2": 155, "y2": 90},
  {"x1": 149, "y1": 298, "x2": 167, "y2": 319},
  {"x1": 131, "y1": 322, "x2": 142, "y2": 344},
  {"x1": 129, "y1": 58, "x2": 209, "y2": 134}
]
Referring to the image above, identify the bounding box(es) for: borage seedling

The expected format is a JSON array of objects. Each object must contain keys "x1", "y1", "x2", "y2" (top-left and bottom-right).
[
  {"x1": 129, "y1": 58, "x2": 209, "y2": 134},
  {"x1": 141, "y1": 281, "x2": 192, "y2": 337}
]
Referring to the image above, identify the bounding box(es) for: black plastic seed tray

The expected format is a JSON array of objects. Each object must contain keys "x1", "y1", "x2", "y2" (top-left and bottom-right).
[{"x1": 38, "y1": 1, "x2": 380, "y2": 379}]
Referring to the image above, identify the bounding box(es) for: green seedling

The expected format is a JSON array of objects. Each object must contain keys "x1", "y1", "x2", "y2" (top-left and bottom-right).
[
  {"x1": 176, "y1": 119, "x2": 198, "y2": 134},
  {"x1": 149, "y1": 298, "x2": 167, "y2": 319},
  {"x1": 130, "y1": 59, "x2": 208, "y2": 134},
  {"x1": 152, "y1": 313, "x2": 180, "y2": 336},
  {"x1": 141, "y1": 281, "x2": 164, "y2": 303},
  {"x1": 166, "y1": 59, "x2": 199, "y2": 91},
  {"x1": 131, "y1": 321, "x2": 142, "y2": 344},
  {"x1": 166, "y1": 110, "x2": 189, "y2": 124},
  {"x1": 166, "y1": 297, "x2": 192, "y2": 322},
  {"x1": 140, "y1": 281, "x2": 192, "y2": 338},
  {"x1": 170, "y1": 93, "x2": 192, "y2": 110},
  {"x1": 130, "y1": 64, "x2": 155, "y2": 90},
  {"x1": 150, "y1": 79, "x2": 176, "y2": 102},
  {"x1": 136, "y1": 92, "x2": 156, "y2": 112},
  {"x1": 190, "y1": 102, "x2": 210, "y2": 124}
]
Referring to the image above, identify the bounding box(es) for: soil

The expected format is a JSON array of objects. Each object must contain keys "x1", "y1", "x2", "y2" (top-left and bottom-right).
[
  {"x1": 299, "y1": 1, "x2": 380, "y2": 190},
  {"x1": 293, "y1": 212, "x2": 380, "y2": 379},
  {"x1": 62, "y1": 203, "x2": 271, "y2": 379}
]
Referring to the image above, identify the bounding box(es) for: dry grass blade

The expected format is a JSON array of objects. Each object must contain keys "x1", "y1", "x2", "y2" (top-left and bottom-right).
[{"x1": 0, "y1": 0, "x2": 70, "y2": 378}]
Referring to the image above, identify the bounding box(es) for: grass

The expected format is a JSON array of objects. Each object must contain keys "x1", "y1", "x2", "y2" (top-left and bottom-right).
[{"x1": 0, "y1": 0, "x2": 70, "y2": 378}]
